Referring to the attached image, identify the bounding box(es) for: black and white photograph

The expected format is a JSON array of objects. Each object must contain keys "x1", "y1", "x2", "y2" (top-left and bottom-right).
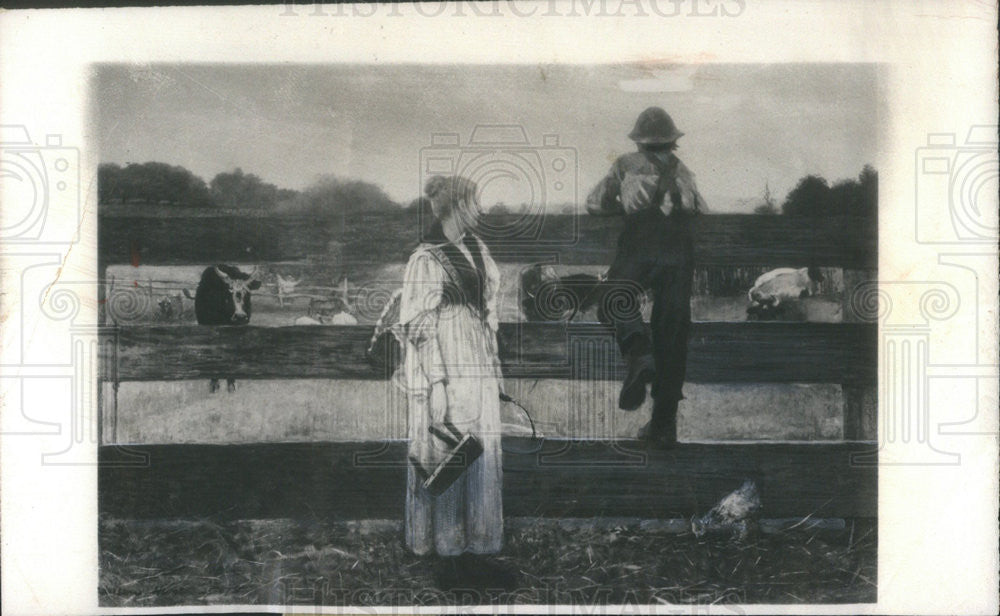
[
  {"x1": 92, "y1": 60, "x2": 883, "y2": 607},
  {"x1": 1, "y1": 3, "x2": 997, "y2": 615}
]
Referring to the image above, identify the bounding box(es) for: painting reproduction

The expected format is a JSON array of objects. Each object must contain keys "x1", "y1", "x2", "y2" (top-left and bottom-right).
[{"x1": 91, "y1": 62, "x2": 881, "y2": 608}]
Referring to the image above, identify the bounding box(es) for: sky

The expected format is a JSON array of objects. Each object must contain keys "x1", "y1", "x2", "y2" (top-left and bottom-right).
[{"x1": 95, "y1": 63, "x2": 880, "y2": 213}]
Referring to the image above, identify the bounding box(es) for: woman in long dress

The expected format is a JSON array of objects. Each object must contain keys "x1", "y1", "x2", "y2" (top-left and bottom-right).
[{"x1": 399, "y1": 175, "x2": 504, "y2": 557}]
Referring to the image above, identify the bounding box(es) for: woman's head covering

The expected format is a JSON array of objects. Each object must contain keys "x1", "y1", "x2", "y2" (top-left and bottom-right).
[{"x1": 424, "y1": 175, "x2": 482, "y2": 229}]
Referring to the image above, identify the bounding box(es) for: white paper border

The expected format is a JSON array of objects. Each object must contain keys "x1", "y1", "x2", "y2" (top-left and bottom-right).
[{"x1": 1, "y1": 1, "x2": 997, "y2": 614}]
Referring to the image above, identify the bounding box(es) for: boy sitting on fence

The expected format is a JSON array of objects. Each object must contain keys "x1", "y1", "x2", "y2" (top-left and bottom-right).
[{"x1": 586, "y1": 107, "x2": 707, "y2": 447}]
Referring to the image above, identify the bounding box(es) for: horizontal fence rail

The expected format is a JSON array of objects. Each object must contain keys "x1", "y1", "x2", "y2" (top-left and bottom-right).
[
  {"x1": 99, "y1": 212, "x2": 877, "y2": 269},
  {"x1": 100, "y1": 440, "x2": 878, "y2": 520},
  {"x1": 100, "y1": 322, "x2": 877, "y2": 384}
]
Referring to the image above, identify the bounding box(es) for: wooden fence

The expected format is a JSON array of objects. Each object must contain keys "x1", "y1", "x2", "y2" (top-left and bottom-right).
[{"x1": 98, "y1": 211, "x2": 878, "y2": 521}]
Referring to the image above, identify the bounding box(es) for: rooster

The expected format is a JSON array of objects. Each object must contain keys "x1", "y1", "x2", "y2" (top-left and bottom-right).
[{"x1": 691, "y1": 479, "x2": 763, "y2": 541}]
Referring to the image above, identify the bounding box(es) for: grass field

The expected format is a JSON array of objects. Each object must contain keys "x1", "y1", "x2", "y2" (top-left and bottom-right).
[{"x1": 99, "y1": 516, "x2": 876, "y2": 607}]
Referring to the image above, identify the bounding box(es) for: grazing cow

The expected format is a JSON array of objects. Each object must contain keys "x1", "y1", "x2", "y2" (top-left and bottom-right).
[
  {"x1": 520, "y1": 264, "x2": 604, "y2": 322},
  {"x1": 157, "y1": 291, "x2": 194, "y2": 322},
  {"x1": 193, "y1": 264, "x2": 262, "y2": 392},
  {"x1": 156, "y1": 296, "x2": 176, "y2": 321},
  {"x1": 746, "y1": 266, "x2": 824, "y2": 320}
]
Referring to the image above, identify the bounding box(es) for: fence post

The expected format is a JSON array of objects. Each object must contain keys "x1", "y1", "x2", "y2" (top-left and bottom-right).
[{"x1": 842, "y1": 269, "x2": 877, "y2": 440}]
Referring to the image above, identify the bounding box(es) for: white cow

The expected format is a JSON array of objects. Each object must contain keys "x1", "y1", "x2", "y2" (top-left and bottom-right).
[
  {"x1": 747, "y1": 266, "x2": 825, "y2": 319},
  {"x1": 295, "y1": 278, "x2": 358, "y2": 325}
]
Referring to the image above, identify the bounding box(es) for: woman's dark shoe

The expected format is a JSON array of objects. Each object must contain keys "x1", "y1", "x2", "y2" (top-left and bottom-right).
[{"x1": 619, "y1": 353, "x2": 655, "y2": 410}]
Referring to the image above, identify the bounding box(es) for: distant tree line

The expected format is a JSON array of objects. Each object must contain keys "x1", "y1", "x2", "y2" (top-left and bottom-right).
[
  {"x1": 752, "y1": 164, "x2": 877, "y2": 217},
  {"x1": 100, "y1": 160, "x2": 877, "y2": 218},
  {"x1": 99, "y1": 163, "x2": 296, "y2": 210},
  {"x1": 99, "y1": 163, "x2": 397, "y2": 215},
  {"x1": 282, "y1": 175, "x2": 399, "y2": 215},
  {"x1": 209, "y1": 168, "x2": 298, "y2": 210},
  {"x1": 98, "y1": 162, "x2": 216, "y2": 207}
]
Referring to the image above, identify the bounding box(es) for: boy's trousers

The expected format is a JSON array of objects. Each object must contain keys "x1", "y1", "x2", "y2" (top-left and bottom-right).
[{"x1": 599, "y1": 208, "x2": 695, "y2": 427}]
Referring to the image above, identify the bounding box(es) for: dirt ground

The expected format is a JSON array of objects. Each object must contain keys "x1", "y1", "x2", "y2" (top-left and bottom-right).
[{"x1": 100, "y1": 516, "x2": 876, "y2": 607}]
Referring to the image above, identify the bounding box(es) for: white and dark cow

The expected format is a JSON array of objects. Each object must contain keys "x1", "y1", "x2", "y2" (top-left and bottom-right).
[
  {"x1": 194, "y1": 264, "x2": 262, "y2": 392},
  {"x1": 746, "y1": 266, "x2": 825, "y2": 320}
]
